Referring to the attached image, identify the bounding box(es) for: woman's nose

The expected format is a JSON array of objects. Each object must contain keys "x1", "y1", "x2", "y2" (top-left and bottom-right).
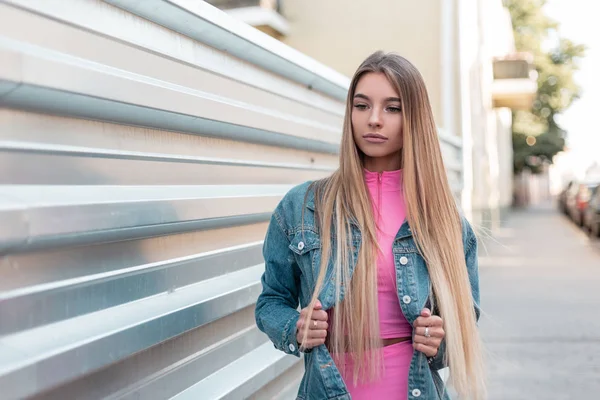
[{"x1": 368, "y1": 110, "x2": 382, "y2": 128}]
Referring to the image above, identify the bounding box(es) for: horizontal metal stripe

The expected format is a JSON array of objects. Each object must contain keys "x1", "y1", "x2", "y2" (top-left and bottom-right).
[
  {"x1": 0, "y1": 110, "x2": 339, "y2": 173},
  {"x1": 444, "y1": 159, "x2": 463, "y2": 173},
  {"x1": 0, "y1": 196, "x2": 27, "y2": 254},
  {"x1": 1, "y1": 222, "x2": 268, "y2": 291},
  {"x1": 104, "y1": 0, "x2": 350, "y2": 101},
  {"x1": 0, "y1": 34, "x2": 338, "y2": 138},
  {"x1": 0, "y1": 184, "x2": 290, "y2": 211},
  {"x1": 114, "y1": 327, "x2": 267, "y2": 400},
  {"x1": 29, "y1": 306, "x2": 257, "y2": 400},
  {"x1": 12, "y1": 213, "x2": 270, "y2": 254},
  {"x1": 0, "y1": 152, "x2": 332, "y2": 186},
  {"x1": 452, "y1": 183, "x2": 464, "y2": 194},
  {"x1": 249, "y1": 361, "x2": 304, "y2": 400},
  {"x1": 0, "y1": 80, "x2": 20, "y2": 97},
  {"x1": 0, "y1": 184, "x2": 289, "y2": 251},
  {"x1": 3, "y1": 0, "x2": 345, "y2": 116},
  {"x1": 1, "y1": 82, "x2": 340, "y2": 154},
  {"x1": 0, "y1": 243, "x2": 264, "y2": 334},
  {"x1": 224, "y1": 355, "x2": 301, "y2": 400},
  {"x1": 0, "y1": 36, "x2": 340, "y2": 153},
  {"x1": 171, "y1": 341, "x2": 301, "y2": 400},
  {"x1": 0, "y1": 264, "x2": 264, "y2": 399},
  {"x1": 0, "y1": 140, "x2": 335, "y2": 172},
  {"x1": 437, "y1": 128, "x2": 463, "y2": 149}
]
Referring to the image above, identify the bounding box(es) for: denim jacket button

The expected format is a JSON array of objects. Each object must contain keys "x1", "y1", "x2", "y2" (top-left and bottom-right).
[
  {"x1": 297, "y1": 241, "x2": 305, "y2": 251},
  {"x1": 402, "y1": 295, "x2": 411, "y2": 304},
  {"x1": 289, "y1": 343, "x2": 296, "y2": 352},
  {"x1": 412, "y1": 388, "x2": 421, "y2": 397},
  {"x1": 400, "y1": 256, "x2": 408, "y2": 265}
]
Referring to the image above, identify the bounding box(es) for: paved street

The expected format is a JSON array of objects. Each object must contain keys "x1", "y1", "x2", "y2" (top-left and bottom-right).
[{"x1": 479, "y1": 201, "x2": 600, "y2": 399}]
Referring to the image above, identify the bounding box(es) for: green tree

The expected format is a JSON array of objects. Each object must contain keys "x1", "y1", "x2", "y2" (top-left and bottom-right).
[{"x1": 503, "y1": 0, "x2": 586, "y2": 174}]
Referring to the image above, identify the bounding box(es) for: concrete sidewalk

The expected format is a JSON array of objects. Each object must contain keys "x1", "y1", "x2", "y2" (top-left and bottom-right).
[{"x1": 478, "y1": 201, "x2": 600, "y2": 399}]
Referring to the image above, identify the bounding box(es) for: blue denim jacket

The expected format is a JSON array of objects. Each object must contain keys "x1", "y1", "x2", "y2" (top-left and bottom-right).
[{"x1": 255, "y1": 182, "x2": 481, "y2": 400}]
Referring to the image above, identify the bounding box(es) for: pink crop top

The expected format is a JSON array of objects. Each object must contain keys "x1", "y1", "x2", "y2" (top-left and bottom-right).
[{"x1": 364, "y1": 168, "x2": 413, "y2": 338}]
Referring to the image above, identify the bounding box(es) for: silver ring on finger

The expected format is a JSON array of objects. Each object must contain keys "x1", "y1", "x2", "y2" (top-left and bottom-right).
[{"x1": 424, "y1": 327, "x2": 431, "y2": 338}]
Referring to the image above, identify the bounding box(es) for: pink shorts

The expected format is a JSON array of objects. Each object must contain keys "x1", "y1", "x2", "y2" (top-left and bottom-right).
[{"x1": 339, "y1": 340, "x2": 413, "y2": 400}]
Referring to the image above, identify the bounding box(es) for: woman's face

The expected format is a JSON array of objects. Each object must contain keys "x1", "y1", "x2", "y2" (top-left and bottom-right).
[{"x1": 351, "y1": 72, "x2": 404, "y2": 171}]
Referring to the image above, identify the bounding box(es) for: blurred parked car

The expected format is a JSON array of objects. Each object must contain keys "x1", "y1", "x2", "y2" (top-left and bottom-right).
[
  {"x1": 583, "y1": 185, "x2": 600, "y2": 237},
  {"x1": 566, "y1": 180, "x2": 600, "y2": 226},
  {"x1": 558, "y1": 180, "x2": 574, "y2": 214}
]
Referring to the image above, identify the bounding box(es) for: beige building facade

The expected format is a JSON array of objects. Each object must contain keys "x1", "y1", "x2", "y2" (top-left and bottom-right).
[
  {"x1": 224, "y1": 0, "x2": 537, "y2": 227},
  {"x1": 282, "y1": 1, "x2": 448, "y2": 129}
]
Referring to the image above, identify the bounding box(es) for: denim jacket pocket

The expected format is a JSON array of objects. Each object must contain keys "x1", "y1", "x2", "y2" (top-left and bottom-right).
[
  {"x1": 289, "y1": 229, "x2": 321, "y2": 256},
  {"x1": 289, "y1": 229, "x2": 322, "y2": 276},
  {"x1": 288, "y1": 229, "x2": 323, "y2": 303}
]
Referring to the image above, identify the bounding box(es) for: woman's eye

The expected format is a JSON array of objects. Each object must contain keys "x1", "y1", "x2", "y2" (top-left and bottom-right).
[
  {"x1": 353, "y1": 104, "x2": 368, "y2": 110},
  {"x1": 387, "y1": 106, "x2": 402, "y2": 113}
]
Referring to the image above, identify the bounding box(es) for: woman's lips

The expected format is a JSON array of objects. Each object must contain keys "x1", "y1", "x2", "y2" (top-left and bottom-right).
[{"x1": 363, "y1": 133, "x2": 388, "y2": 143}]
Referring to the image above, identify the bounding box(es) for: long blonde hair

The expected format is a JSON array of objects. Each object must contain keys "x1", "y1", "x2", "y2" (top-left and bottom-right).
[{"x1": 300, "y1": 51, "x2": 486, "y2": 399}]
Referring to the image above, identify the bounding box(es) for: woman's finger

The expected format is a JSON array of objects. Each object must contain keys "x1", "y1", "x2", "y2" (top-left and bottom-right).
[
  {"x1": 308, "y1": 329, "x2": 328, "y2": 339},
  {"x1": 297, "y1": 331, "x2": 327, "y2": 349},
  {"x1": 413, "y1": 342, "x2": 438, "y2": 357},
  {"x1": 413, "y1": 333, "x2": 441, "y2": 348},
  {"x1": 413, "y1": 315, "x2": 443, "y2": 328},
  {"x1": 312, "y1": 310, "x2": 329, "y2": 321},
  {"x1": 302, "y1": 337, "x2": 326, "y2": 349},
  {"x1": 297, "y1": 318, "x2": 328, "y2": 331},
  {"x1": 309, "y1": 320, "x2": 328, "y2": 330},
  {"x1": 300, "y1": 301, "x2": 324, "y2": 317},
  {"x1": 297, "y1": 301, "x2": 329, "y2": 349},
  {"x1": 414, "y1": 326, "x2": 444, "y2": 339}
]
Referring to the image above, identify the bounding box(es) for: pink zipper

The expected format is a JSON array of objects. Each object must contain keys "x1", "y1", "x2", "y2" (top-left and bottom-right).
[{"x1": 378, "y1": 172, "x2": 382, "y2": 223}]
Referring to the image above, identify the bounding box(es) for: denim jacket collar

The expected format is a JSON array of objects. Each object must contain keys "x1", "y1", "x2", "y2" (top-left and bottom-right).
[{"x1": 305, "y1": 188, "x2": 413, "y2": 240}]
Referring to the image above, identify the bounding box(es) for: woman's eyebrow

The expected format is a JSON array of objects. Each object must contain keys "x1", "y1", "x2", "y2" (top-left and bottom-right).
[{"x1": 353, "y1": 93, "x2": 401, "y2": 102}]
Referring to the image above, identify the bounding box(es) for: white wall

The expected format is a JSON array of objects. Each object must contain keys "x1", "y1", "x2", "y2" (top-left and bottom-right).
[{"x1": 458, "y1": 0, "x2": 516, "y2": 226}]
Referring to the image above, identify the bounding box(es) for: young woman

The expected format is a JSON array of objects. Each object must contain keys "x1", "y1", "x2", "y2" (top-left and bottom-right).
[{"x1": 255, "y1": 51, "x2": 485, "y2": 400}]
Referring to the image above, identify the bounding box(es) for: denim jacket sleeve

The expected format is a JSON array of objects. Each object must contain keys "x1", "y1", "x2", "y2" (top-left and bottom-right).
[
  {"x1": 428, "y1": 218, "x2": 481, "y2": 371},
  {"x1": 255, "y1": 205, "x2": 303, "y2": 358}
]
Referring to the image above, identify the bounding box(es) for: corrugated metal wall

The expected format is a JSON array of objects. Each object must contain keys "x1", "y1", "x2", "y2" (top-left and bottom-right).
[
  {"x1": 0, "y1": 0, "x2": 344, "y2": 398},
  {"x1": 0, "y1": 1, "x2": 463, "y2": 399}
]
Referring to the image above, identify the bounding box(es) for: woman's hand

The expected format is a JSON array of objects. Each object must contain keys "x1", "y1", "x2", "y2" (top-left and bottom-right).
[
  {"x1": 413, "y1": 308, "x2": 445, "y2": 357},
  {"x1": 296, "y1": 300, "x2": 329, "y2": 350}
]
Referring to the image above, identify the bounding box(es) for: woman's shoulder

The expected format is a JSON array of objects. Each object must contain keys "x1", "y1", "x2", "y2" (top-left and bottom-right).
[
  {"x1": 274, "y1": 180, "x2": 318, "y2": 224},
  {"x1": 284, "y1": 180, "x2": 315, "y2": 200},
  {"x1": 458, "y1": 213, "x2": 478, "y2": 253}
]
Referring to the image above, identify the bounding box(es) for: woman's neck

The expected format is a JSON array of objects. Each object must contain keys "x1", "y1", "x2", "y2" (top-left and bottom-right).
[{"x1": 362, "y1": 153, "x2": 402, "y2": 172}]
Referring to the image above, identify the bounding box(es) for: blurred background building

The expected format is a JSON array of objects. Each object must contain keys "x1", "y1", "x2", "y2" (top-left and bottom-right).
[{"x1": 216, "y1": 0, "x2": 537, "y2": 228}]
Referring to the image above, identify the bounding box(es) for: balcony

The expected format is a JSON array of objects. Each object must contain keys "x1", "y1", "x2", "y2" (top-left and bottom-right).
[
  {"x1": 491, "y1": 53, "x2": 537, "y2": 110},
  {"x1": 206, "y1": 0, "x2": 289, "y2": 39}
]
